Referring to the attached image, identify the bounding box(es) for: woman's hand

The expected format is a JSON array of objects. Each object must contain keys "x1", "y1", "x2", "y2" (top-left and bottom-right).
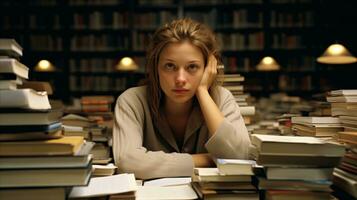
[{"x1": 197, "y1": 54, "x2": 218, "y2": 92}]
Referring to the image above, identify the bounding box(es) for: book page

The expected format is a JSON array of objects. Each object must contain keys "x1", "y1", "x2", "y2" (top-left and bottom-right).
[
  {"x1": 69, "y1": 173, "x2": 137, "y2": 198},
  {"x1": 136, "y1": 185, "x2": 198, "y2": 200},
  {"x1": 143, "y1": 177, "x2": 191, "y2": 187}
]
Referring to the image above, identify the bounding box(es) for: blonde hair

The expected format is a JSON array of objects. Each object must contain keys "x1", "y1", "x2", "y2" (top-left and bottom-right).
[{"x1": 146, "y1": 18, "x2": 223, "y2": 120}]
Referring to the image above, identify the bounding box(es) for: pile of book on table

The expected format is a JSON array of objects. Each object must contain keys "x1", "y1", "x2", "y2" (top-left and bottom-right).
[
  {"x1": 250, "y1": 134, "x2": 346, "y2": 200},
  {"x1": 0, "y1": 38, "x2": 93, "y2": 200},
  {"x1": 191, "y1": 158, "x2": 259, "y2": 199},
  {"x1": 326, "y1": 89, "x2": 357, "y2": 199},
  {"x1": 62, "y1": 95, "x2": 116, "y2": 177}
]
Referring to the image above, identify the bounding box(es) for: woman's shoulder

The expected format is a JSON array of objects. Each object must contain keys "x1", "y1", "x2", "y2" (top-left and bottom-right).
[
  {"x1": 117, "y1": 85, "x2": 148, "y2": 103},
  {"x1": 213, "y1": 86, "x2": 234, "y2": 98}
]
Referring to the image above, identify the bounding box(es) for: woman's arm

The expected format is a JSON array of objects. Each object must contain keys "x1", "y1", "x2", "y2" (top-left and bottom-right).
[
  {"x1": 196, "y1": 55, "x2": 251, "y2": 159},
  {"x1": 196, "y1": 55, "x2": 224, "y2": 137}
]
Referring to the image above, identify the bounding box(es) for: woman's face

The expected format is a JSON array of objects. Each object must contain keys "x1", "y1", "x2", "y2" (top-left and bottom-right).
[{"x1": 158, "y1": 41, "x2": 205, "y2": 105}]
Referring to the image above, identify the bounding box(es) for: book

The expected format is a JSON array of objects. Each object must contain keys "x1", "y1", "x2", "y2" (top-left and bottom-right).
[
  {"x1": 0, "y1": 154, "x2": 92, "y2": 169},
  {"x1": 337, "y1": 131, "x2": 357, "y2": 145},
  {"x1": 0, "y1": 80, "x2": 17, "y2": 90},
  {"x1": 18, "y1": 81, "x2": 53, "y2": 95},
  {"x1": 266, "y1": 167, "x2": 334, "y2": 181},
  {"x1": 291, "y1": 116, "x2": 340, "y2": 124},
  {"x1": 193, "y1": 168, "x2": 251, "y2": 182},
  {"x1": 251, "y1": 134, "x2": 346, "y2": 156},
  {"x1": 0, "y1": 58, "x2": 29, "y2": 79},
  {"x1": 191, "y1": 182, "x2": 258, "y2": 200},
  {"x1": 216, "y1": 158, "x2": 255, "y2": 175},
  {"x1": 135, "y1": 185, "x2": 198, "y2": 200},
  {"x1": 333, "y1": 168, "x2": 357, "y2": 198},
  {"x1": 0, "y1": 187, "x2": 66, "y2": 200},
  {"x1": 0, "y1": 165, "x2": 91, "y2": 187},
  {"x1": 258, "y1": 178, "x2": 332, "y2": 192},
  {"x1": 327, "y1": 95, "x2": 357, "y2": 103},
  {"x1": 265, "y1": 190, "x2": 331, "y2": 200},
  {"x1": 92, "y1": 163, "x2": 117, "y2": 176},
  {"x1": 0, "y1": 136, "x2": 85, "y2": 156},
  {"x1": 143, "y1": 177, "x2": 191, "y2": 187},
  {"x1": 239, "y1": 106, "x2": 255, "y2": 116},
  {"x1": 330, "y1": 90, "x2": 357, "y2": 96},
  {"x1": 0, "y1": 39, "x2": 23, "y2": 57},
  {"x1": 251, "y1": 154, "x2": 342, "y2": 167},
  {"x1": 0, "y1": 129, "x2": 63, "y2": 141},
  {"x1": 0, "y1": 88, "x2": 51, "y2": 110},
  {"x1": 0, "y1": 109, "x2": 62, "y2": 125},
  {"x1": 69, "y1": 174, "x2": 137, "y2": 198},
  {"x1": 0, "y1": 121, "x2": 62, "y2": 133}
]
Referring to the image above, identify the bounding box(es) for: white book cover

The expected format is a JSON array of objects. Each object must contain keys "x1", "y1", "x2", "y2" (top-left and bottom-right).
[
  {"x1": 0, "y1": 88, "x2": 51, "y2": 110},
  {"x1": 0, "y1": 58, "x2": 29, "y2": 79}
]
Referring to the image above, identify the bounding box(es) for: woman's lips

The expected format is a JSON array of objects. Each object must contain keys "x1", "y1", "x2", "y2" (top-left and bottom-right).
[{"x1": 172, "y1": 89, "x2": 189, "y2": 94}]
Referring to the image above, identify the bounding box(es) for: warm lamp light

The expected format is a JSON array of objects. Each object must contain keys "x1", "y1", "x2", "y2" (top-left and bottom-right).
[
  {"x1": 116, "y1": 57, "x2": 138, "y2": 71},
  {"x1": 317, "y1": 43, "x2": 357, "y2": 64},
  {"x1": 256, "y1": 56, "x2": 280, "y2": 71},
  {"x1": 34, "y1": 60, "x2": 56, "y2": 72}
]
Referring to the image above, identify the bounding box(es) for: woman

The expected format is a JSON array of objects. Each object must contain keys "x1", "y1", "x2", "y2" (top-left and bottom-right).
[{"x1": 113, "y1": 18, "x2": 251, "y2": 180}]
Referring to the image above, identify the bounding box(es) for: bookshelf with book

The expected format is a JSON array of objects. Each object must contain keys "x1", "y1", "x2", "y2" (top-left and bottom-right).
[{"x1": 1, "y1": 0, "x2": 356, "y2": 101}]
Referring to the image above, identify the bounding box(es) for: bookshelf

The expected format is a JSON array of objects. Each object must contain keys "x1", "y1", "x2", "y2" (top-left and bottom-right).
[{"x1": 0, "y1": 0, "x2": 356, "y2": 101}]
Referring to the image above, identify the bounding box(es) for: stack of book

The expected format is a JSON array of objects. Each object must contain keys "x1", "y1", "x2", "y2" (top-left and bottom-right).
[
  {"x1": 250, "y1": 134, "x2": 346, "y2": 200},
  {"x1": 191, "y1": 159, "x2": 259, "y2": 200},
  {"x1": 0, "y1": 39, "x2": 93, "y2": 199},
  {"x1": 333, "y1": 131, "x2": 357, "y2": 199},
  {"x1": 219, "y1": 74, "x2": 255, "y2": 125},
  {"x1": 326, "y1": 89, "x2": 357, "y2": 199},
  {"x1": 291, "y1": 116, "x2": 343, "y2": 138},
  {"x1": 80, "y1": 95, "x2": 115, "y2": 176}
]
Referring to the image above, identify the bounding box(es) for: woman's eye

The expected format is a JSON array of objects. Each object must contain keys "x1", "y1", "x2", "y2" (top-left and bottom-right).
[
  {"x1": 187, "y1": 64, "x2": 199, "y2": 72},
  {"x1": 164, "y1": 63, "x2": 175, "y2": 70}
]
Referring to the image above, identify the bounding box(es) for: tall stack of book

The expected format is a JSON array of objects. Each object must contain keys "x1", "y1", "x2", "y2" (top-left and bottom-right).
[
  {"x1": 291, "y1": 116, "x2": 343, "y2": 138},
  {"x1": 326, "y1": 89, "x2": 357, "y2": 199},
  {"x1": 219, "y1": 74, "x2": 255, "y2": 125},
  {"x1": 250, "y1": 134, "x2": 345, "y2": 200},
  {"x1": 81, "y1": 95, "x2": 115, "y2": 176},
  {"x1": 191, "y1": 159, "x2": 259, "y2": 200},
  {"x1": 0, "y1": 39, "x2": 93, "y2": 199}
]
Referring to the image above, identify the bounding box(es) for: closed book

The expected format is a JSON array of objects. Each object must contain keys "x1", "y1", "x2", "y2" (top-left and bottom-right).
[
  {"x1": 291, "y1": 116, "x2": 340, "y2": 124},
  {"x1": 0, "y1": 154, "x2": 92, "y2": 169},
  {"x1": 0, "y1": 58, "x2": 29, "y2": 79},
  {"x1": 265, "y1": 190, "x2": 331, "y2": 200},
  {"x1": 0, "y1": 136, "x2": 85, "y2": 156},
  {"x1": 330, "y1": 90, "x2": 357, "y2": 96},
  {"x1": 191, "y1": 182, "x2": 259, "y2": 200},
  {"x1": 266, "y1": 167, "x2": 334, "y2": 181},
  {"x1": 0, "y1": 187, "x2": 66, "y2": 200},
  {"x1": 333, "y1": 168, "x2": 357, "y2": 198},
  {"x1": 252, "y1": 153, "x2": 342, "y2": 167},
  {"x1": 0, "y1": 109, "x2": 63, "y2": 125},
  {"x1": 0, "y1": 164, "x2": 91, "y2": 187},
  {"x1": 258, "y1": 178, "x2": 332, "y2": 192},
  {"x1": 193, "y1": 168, "x2": 251, "y2": 182},
  {"x1": 18, "y1": 81, "x2": 53, "y2": 95},
  {"x1": 0, "y1": 121, "x2": 62, "y2": 133},
  {"x1": 0, "y1": 80, "x2": 17, "y2": 90},
  {"x1": 0, "y1": 129, "x2": 63, "y2": 141},
  {"x1": 0, "y1": 88, "x2": 51, "y2": 110},
  {"x1": 216, "y1": 158, "x2": 255, "y2": 175},
  {"x1": 0, "y1": 39, "x2": 22, "y2": 57},
  {"x1": 251, "y1": 134, "x2": 345, "y2": 157}
]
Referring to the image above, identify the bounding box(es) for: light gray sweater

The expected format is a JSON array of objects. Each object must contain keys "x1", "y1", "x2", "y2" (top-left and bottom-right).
[{"x1": 113, "y1": 86, "x2": 251, "y2": 179}]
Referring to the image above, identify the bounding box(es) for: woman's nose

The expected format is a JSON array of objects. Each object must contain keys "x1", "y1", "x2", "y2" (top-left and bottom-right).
[{"x1": 175, "y1": 68, "x2": 187, "y2": 85}]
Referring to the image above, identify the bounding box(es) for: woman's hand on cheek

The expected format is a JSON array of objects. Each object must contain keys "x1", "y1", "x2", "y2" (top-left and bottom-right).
[{"x1": 198, "y1": 54, "x2": 217, "y2": 92}]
